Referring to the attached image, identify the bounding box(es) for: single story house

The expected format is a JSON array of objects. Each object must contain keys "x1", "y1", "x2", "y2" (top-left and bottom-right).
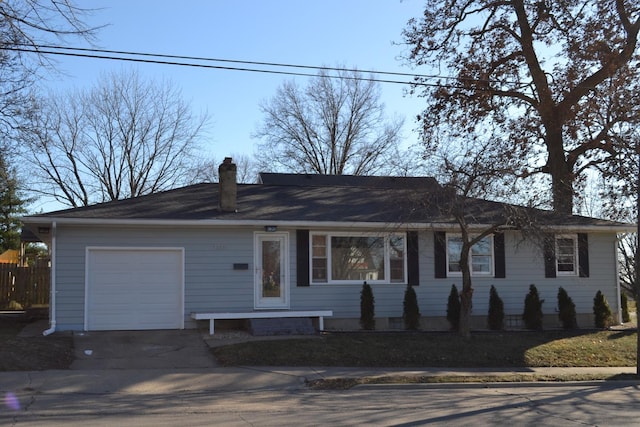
[{"x1": 22, "y1": 158, "x2": 633, "y2": 333}]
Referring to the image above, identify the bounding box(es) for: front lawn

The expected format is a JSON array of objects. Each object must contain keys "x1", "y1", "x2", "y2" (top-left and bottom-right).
[{"x1": 212, "y1": 330, "x2": 637, "y2": 368}]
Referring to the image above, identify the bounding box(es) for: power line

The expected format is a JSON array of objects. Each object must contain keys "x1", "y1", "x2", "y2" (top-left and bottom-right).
[
  {"x1": 8, "y1": 44, "x2": 504, "y2": 90},
  {"x1": 36, "y1": 44, "x2": 452, "y2": 82}
]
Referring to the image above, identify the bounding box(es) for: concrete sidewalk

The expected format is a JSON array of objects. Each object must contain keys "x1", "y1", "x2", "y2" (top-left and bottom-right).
[{"x1": 0, "y1": 366, "x2": 637, "y2": 398}]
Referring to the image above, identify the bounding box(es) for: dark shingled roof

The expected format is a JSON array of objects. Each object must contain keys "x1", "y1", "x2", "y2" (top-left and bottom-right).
[{"x1": 28, "y1": 174, "x2": 630, "y2": 228}]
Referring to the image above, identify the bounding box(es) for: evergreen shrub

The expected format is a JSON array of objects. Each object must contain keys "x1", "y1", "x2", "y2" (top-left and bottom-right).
[
  {"x1": 488, "y1": 285, "x2": 504, "y2": 331},
  {"x1": 593, "y1": 290, "x2": 612, "y2": 328},
  {"x1": 522, "y1": 284, "x2": 544, "y2": 330},
  {"x1": 403, "y1": 285, "x2": 420, "y2": 330},
  {"x1": 360, "y1": 281, "x2": 375, "y2": 330},
  {"x1": 446, "y1": 284, "x2": 461, "y2": 331},
  {"x1": 557, "y1": 287, "x2": 577, "y2": 329}
]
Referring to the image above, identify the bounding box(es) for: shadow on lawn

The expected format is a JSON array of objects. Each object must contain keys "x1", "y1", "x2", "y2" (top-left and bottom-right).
[{"x1": 211, "y1": 328, "x2": 638, "y2": 368}]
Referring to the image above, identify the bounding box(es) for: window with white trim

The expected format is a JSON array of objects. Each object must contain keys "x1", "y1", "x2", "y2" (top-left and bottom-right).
[
  {"x1": 310, "y1": 232, "x2": 407, "y2": 284},
  {"x1": 556, "y1": 235, "x2": 578, "y2": 276},
  {"x1": 446, "y1": 234, "x2": 494, "y2": 277}
]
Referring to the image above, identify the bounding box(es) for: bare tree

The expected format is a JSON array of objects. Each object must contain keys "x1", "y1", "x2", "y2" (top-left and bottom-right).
[
  {"x1": 431, "y1": 140, "x2": 526, "y2": 337},
  {"x1": 22, "y1": 69, "x2": 209, "y2": 207},
  {"x1": 254, "y1": 68, "x2": 408, "y2": 176},
  {"x1": 619, "y1": 233, "x2": 637, "y2": 298},
  {"x1": 0, "y1": 0, "x2": 99, "y2": 145},
  {"x1": 403, "y1": 1, "x2": 639, "y2": 214}
]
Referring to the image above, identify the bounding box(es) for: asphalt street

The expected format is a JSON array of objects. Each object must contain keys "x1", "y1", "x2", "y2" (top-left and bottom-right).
[{"x1": 2, "y1": 379, "x2": 640, "y2": 426}]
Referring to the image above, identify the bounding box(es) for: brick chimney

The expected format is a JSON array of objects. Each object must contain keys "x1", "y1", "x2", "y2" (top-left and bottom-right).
[{"x1": 218, "y1": 157, "x2": 237, "y2": 212}]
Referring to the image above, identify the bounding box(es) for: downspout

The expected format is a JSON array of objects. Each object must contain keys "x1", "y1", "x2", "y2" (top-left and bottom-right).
[
  {"x1": 614, "y1": 235, "x2": 623, "y2": 325},
  {"x1": 43, "y1": 222, "x2": 57, "y2": 336}
]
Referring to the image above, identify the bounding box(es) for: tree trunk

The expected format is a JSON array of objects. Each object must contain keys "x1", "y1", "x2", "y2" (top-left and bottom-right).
[
  {"x1": 459, "y1": 279, "x2": 473, "y2": 338},
  {"x1": 459, "y1": 242, "x2": 473, "y2": 338},
  {"x1": 545, "y1": 127, "x2": 574, "y2": 215},
  {"x1": 634, "y1": 148, "x2": 640, "y2": 377}
]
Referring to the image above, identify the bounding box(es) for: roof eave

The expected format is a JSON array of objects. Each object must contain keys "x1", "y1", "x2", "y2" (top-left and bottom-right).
[{"x1": 21, "y1": 216, "x2": 636, "y2": 233}]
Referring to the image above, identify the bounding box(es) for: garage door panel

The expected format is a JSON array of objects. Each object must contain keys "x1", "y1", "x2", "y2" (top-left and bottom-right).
[{"x1": 86, "y1": 248, "x2": 184, "y2": 331}]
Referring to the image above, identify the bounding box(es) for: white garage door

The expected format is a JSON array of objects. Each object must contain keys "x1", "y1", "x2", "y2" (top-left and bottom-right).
[{"x1": 86, "y1": 248, "x2": 184, "y2": 331}]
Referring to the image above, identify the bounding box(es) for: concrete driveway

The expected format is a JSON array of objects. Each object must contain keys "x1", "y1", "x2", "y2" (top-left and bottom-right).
[{"x1": 70, "y1": 329, "x2": 217, "y2": 370}]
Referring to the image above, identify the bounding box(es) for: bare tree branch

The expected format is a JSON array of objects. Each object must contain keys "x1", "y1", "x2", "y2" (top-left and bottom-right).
[{"x1": 21, "y1": 69, "x2": 209, "y2": 207}]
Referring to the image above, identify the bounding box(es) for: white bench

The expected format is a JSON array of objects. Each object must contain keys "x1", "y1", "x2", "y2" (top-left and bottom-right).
[{"x1": 191, "y1": 310, "x2": 333, "y2": 335}]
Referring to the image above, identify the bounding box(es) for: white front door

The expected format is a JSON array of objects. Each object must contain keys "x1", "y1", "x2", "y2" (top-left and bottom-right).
[{"x1": 254, "y1": 232, "x2": 289, "y2": 309}]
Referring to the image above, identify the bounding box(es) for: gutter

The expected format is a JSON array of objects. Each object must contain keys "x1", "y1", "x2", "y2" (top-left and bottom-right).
[
  {"x1": 21, "y1": 216, "x2": 637, "y2": 233},
  {"x1": 42, "y1": 221, "x2": 57, "y2": 336}
]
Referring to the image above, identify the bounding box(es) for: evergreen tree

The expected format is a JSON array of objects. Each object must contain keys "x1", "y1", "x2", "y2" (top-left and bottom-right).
[
  {"x1": 593, "y1": 290, "x2": 613, "y2": 329},
  {"x1": 522, "y1": 284, "x2": 544, "y2": 330},
  {"x1": 621, "y1": 293, "x2": 630, "y2": 323},
  {"x1": 488, "y1": 285, "x2": 504, "y2": 331},
  {"x1": 446, "y1": 284, "x2": 461, "y2": 332},
  {"x1": 403, "y1": 285, "x2": 420, "y2": 330},
  {"x1": 0, "y1": 154, "x2": 26, "y2": 252},
  {"x1": 557, "y1": 287, "x2": 578, "y2": 329},
  {"x1": 360, "y1": 281, "x2": 375, "y2": 330}
]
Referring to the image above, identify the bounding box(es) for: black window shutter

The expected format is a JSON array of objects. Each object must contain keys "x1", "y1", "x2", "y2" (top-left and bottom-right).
[
  {"x1": 434, "y1": 231, "x2": 447, "y2": 279},
  {"x1": 296, "y1": 230, "x2": 310, "y2": 286},
  {"x1": 407, "y1": 231, "x2": 419, "y2": 286},
  {"x1": 543, "y1": 234, "x2": 556, "y2": 278},
  {"x1": 578, "y1": 233, "x2": 589, "y2": 278},
  {"x1": 494, "y1": 232, "x2": 506, "y2": 278}
]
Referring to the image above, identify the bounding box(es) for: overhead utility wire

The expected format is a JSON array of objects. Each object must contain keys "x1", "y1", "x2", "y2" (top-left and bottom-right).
[
  {"x1": 34, "y1": 44, "x2": 455, "y2": 82},
  {"x1": 9, "y1": 45, "x2": 505, "y2": 89},
  {"x1": 9, "y1": 46, "x2": 422, "y2": 86}
]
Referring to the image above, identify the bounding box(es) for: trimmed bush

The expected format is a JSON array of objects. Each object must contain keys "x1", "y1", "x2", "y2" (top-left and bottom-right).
[
  {"x1": 621, "y1": 293, "x2": 630, "y2": 323},
  {"x1": 403, "y1": 285, "x2": 421, "y2": 330},
  {"x1": 593, "y1": 290, "x2": 613, "y2": 328},
  {"x1": 557, "y1": 287, "x2": 577, "y2": 329},
  {"x1": 522, "y1": 284, "x2": 544, "y2": 330},
  {"x1": 360, "y1": 281, "x2": 375, "y2": 330},
  {"x1": 488, "y1": 285, "x2": 504, "y2": 331},
  {"x1": 446, "y1": 284, "x2": 461, "y2": 331}
]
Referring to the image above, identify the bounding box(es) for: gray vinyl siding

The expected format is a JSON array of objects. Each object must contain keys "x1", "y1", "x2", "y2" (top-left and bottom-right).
[
  {"x1": 54, "y1": 225, "x2": 259, "y2": 330},
  {"x1": 53, "y1": 225, "x2": 620, "y2": 330},
  {"x1": 289, "y1": 230, "x2": 620, "y2": 320},
  {"x1": 420, "y1": 231, "x2": 619, "y2": 320}
]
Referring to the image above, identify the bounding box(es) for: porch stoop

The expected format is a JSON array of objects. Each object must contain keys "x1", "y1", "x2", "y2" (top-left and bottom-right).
[{"x1": 249, "y1": 317, "x2": 316, "y2": 336}]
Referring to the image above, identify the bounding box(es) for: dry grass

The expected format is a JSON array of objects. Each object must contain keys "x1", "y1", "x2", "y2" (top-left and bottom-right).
[{"x1": 212, "y1": 330, "x2": 637, "y2": 368}]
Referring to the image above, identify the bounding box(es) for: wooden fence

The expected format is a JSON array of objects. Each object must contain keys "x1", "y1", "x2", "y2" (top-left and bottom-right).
[{"x1": 0, "y1": 264, "x2": 50, "y2": 310}]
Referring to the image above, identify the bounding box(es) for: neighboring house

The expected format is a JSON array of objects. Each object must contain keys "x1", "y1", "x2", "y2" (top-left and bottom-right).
[
  {"x1": 22, "y1": 158, "x2": 633, "y2": 333},
  {"x1": 0, "y1": 249, "x2": 19, "y2": 264}
]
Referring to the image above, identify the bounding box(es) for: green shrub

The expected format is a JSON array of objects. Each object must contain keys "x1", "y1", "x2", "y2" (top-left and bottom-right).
[
  {"x1": 403, "y1": 285, "x2": 420, "y2": 330},
  {"x1": 488, "y1": 285, "x2": 504, "y2": 331},
  {"x1": 522, "y1": 284, "x2": 544, "y2": 330},
  {"x1": 621, "y1": 293, "x2": 630, "y2": 323},
  {"x1": 593, "y1": 290, "x2": 613, "y2": 328},
  {"x1": 557, "y1": 287, "x2": 577, "y2": 329},
  {"x1": 360, "y1": 281, "x2": 375, "y2": 330},
  {"x1": 446, "y1": 284, "x2": 461, "y2": 331}
]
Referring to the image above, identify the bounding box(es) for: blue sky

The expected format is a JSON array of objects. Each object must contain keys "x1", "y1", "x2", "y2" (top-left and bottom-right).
[{"x1": 42, "y1": 0, "x2": 428, "y2": 159}]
